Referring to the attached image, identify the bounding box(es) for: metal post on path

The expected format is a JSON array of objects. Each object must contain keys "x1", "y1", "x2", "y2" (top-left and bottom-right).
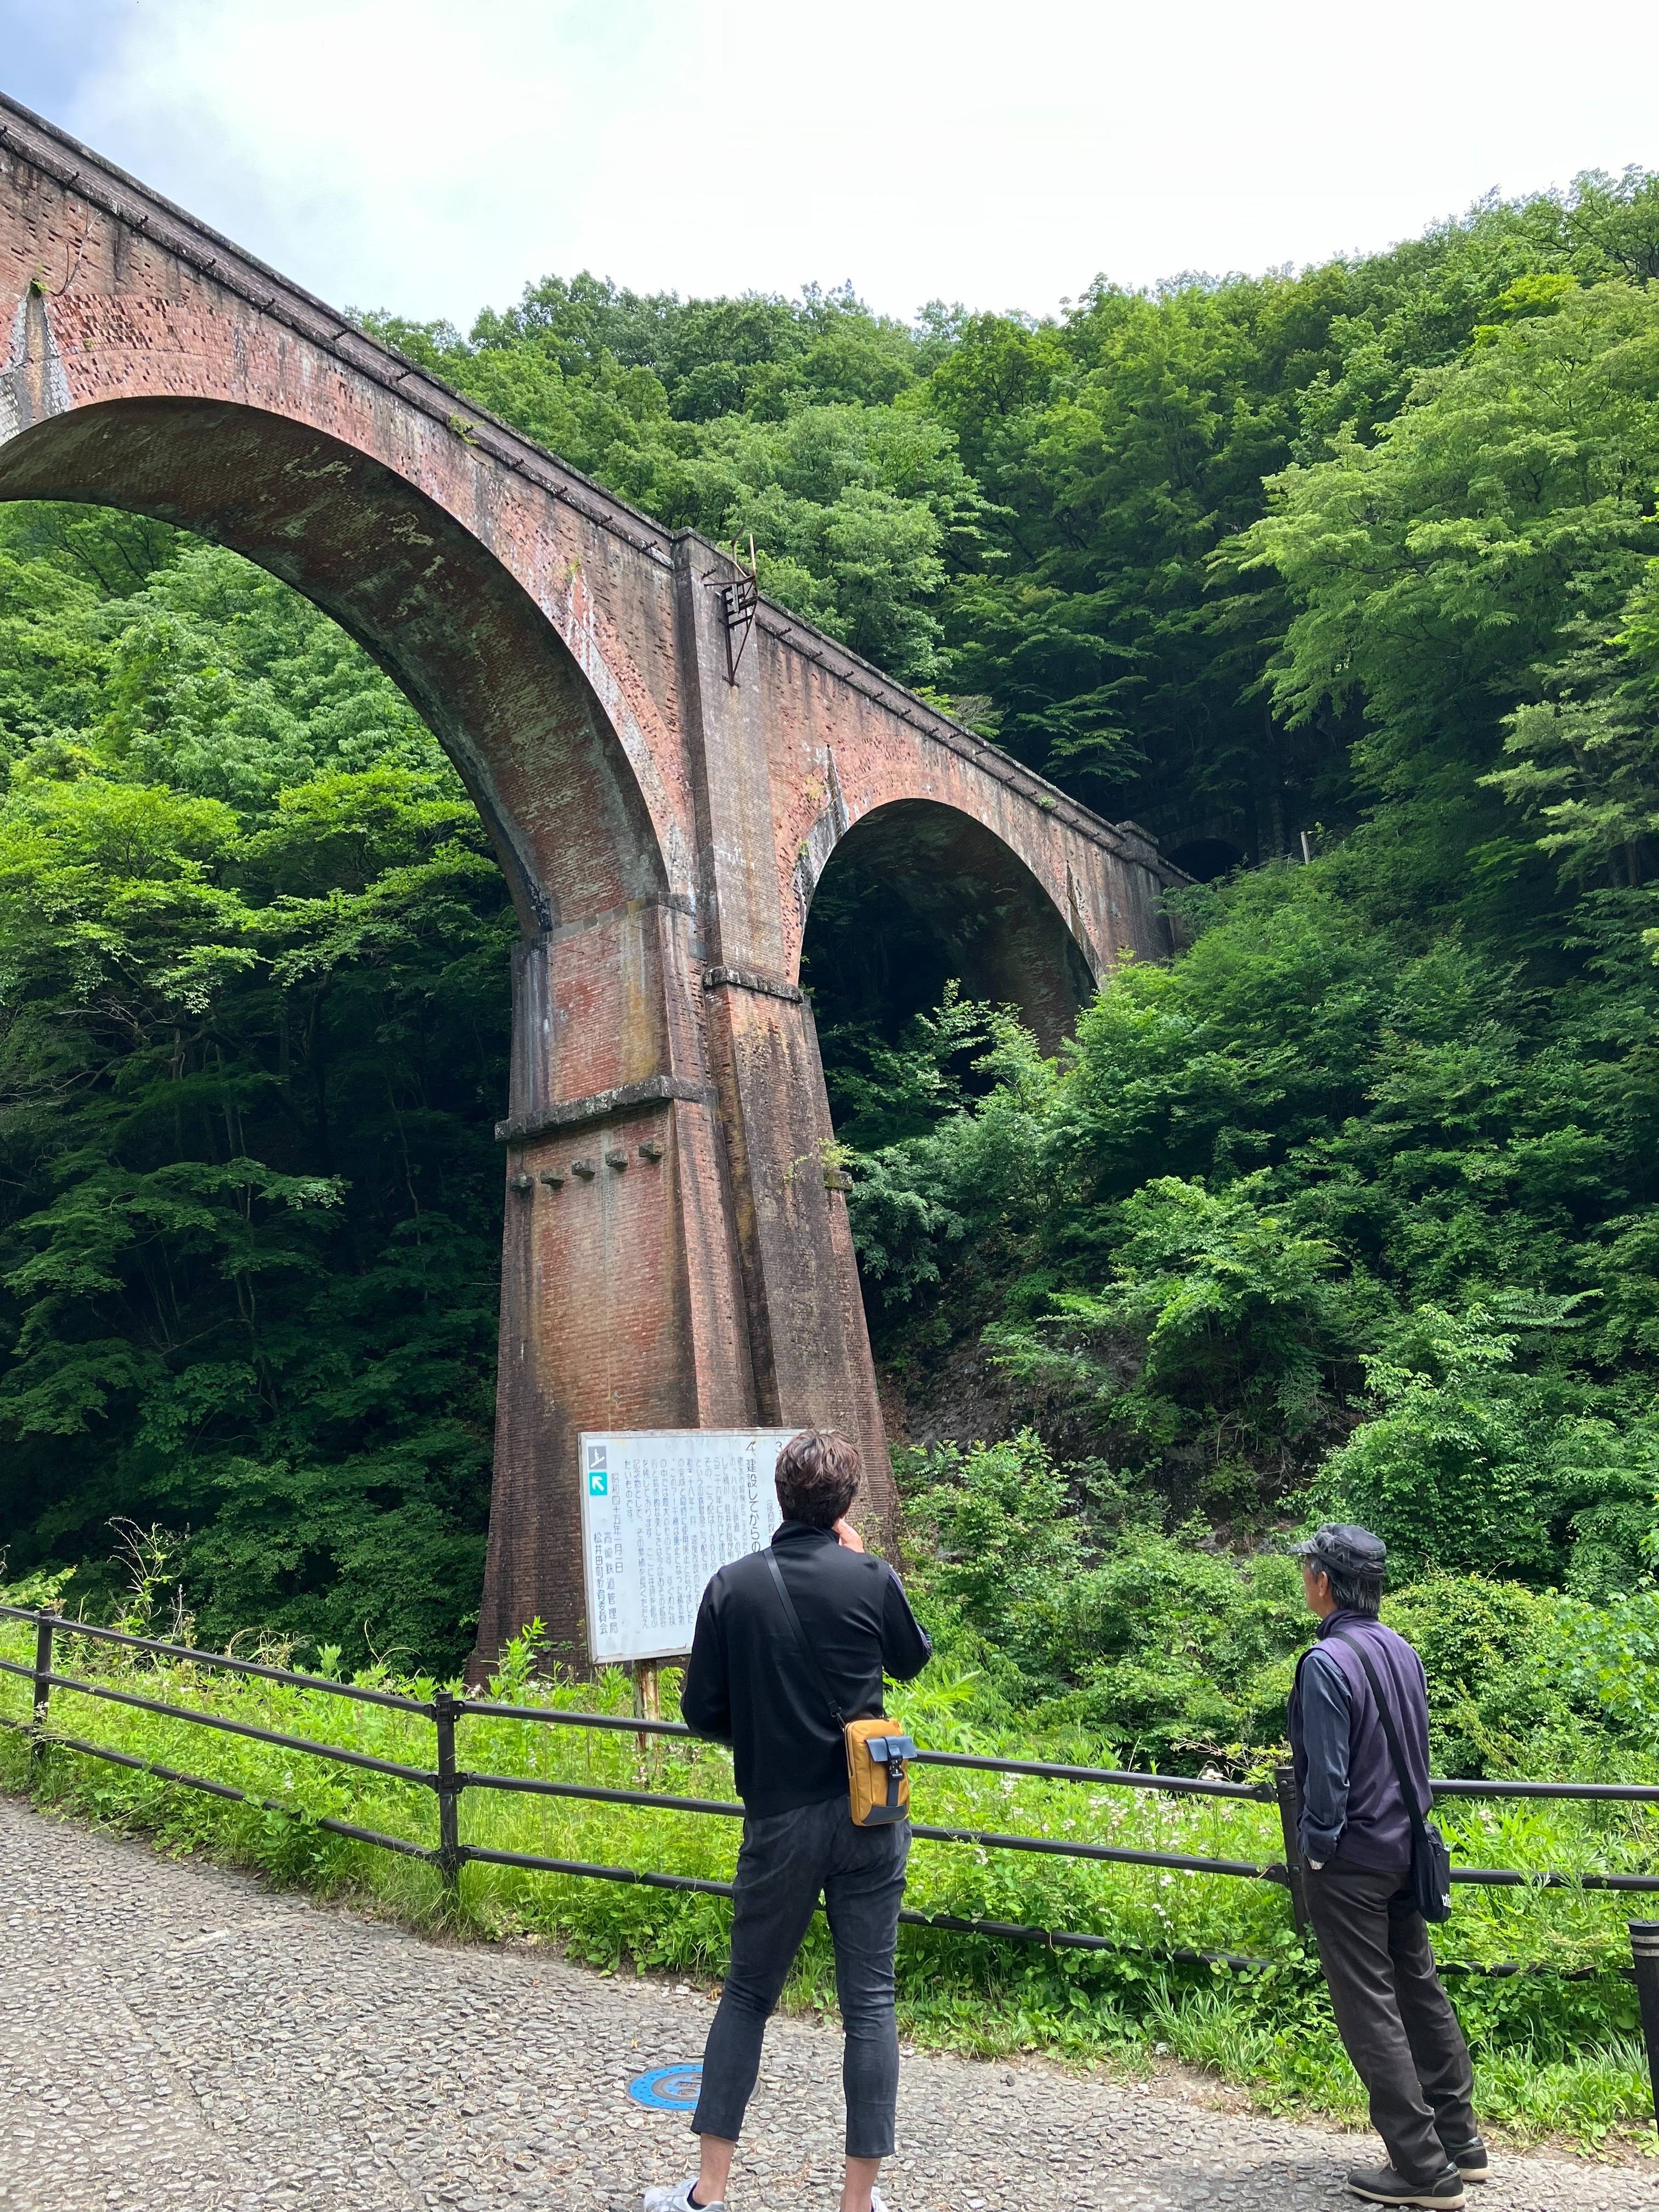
[{"x1": 1630, "y1": 1922, "x2": 1659, "y2": 2138}]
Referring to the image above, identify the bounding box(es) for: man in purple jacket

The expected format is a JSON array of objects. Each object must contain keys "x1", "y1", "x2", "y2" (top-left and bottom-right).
[{"x1": 1289, "y1": 1524, "x2": 1484, "y2": 2210}]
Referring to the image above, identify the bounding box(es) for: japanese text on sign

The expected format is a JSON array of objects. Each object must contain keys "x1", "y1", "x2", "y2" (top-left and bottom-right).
[{"x1": 578, "y1": 1429, "x2": 800, "y2": 1664}]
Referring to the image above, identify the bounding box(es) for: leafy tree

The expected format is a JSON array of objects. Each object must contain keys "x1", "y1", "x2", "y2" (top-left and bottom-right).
[
  {"x1": 843, "y1": 855, "x2": 1659, "y2": 1576},
  {"x1": 989, "y1": 1175, "x2": 1352, "y2": 1466},
  {"x1": 0, "y1": 511, "x2": 511, "y2": 1668},
  {"x1": 1232, "y1": 280, "x2": 1659, "y2": 929},
  {"x1": 1487, "y1": 556, "x2": 1659, "y2": 903},
  {"x1": 1318, "y1": 1305, "x2": 1659, "y2": 1587}
]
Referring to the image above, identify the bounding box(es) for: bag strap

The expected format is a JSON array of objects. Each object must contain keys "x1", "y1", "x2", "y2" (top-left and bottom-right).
[
  {"x1": 1327, "y1": 1627, "x2": 1430, "y2": 1835},
  {"x1": 764, "y1": 1548, "x2": 847, "y2": 1730}
]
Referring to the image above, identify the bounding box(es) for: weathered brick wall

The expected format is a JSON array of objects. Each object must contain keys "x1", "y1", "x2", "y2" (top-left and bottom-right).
[{"x1": 1, "y1": 96, "x2": 1185, "y2": 1672}]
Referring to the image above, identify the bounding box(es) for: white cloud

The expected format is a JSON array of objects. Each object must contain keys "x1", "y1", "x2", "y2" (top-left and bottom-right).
[{"x1": 30, "y1": 0, "x2": 1659, "y2": 326}]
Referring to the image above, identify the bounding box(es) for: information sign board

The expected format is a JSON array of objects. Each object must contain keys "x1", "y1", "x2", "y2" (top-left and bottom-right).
[{"x1": 578, "y1": 1428, "x2": 800, "y2": 1666}]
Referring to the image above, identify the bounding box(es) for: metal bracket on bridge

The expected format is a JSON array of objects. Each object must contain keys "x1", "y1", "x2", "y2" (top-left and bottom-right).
[{"x1": 709, "y1": 536, "x2": 759, "y2": 685}]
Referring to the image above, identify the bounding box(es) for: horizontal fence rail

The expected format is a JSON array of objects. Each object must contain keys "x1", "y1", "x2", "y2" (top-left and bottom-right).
[
  {"x1": 912, "y1": 1748, "x2": 1272, "y2": 1798},
  {"x1": 3, "y1": 1599, "x2": 1658, "y2": 2135},
  {"x1": 0, "y1": 1657, "x2": 437, "y2": 1783},
  {"x1": 0, "y1": 1606, "x2": 430, "y2": 1709},
  {"x1": 29, "y1": 1728, "x2": 439, "y2": 1860}
]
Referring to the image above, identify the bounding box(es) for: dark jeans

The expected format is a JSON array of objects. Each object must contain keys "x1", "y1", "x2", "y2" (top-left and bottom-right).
[
  {"x1": 1305, "y1": 1858, "x2": 1477, "y2": 2182},
  {"x1": 693, "y1": 1795, "x2": 910, "y2": 2160}
]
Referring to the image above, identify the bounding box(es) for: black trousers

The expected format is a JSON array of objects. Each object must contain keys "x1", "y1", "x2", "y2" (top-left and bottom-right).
[
  {"x1": 692, "y1": 1795, "x2": 910, "y2": 2159},
  {"x1": 1305, "y1": 1858, "x2": 1477, "y2": 2182}
]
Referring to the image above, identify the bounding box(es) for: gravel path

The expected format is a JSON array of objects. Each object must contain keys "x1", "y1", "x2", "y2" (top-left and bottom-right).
[{"x1": 0, "y1": 1796, "x2": 1651, "y2": 2212}]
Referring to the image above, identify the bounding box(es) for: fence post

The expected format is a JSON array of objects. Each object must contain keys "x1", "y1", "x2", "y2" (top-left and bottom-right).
[
  {"x1": 27, "y1": 1612, "x2": 55, "y2": 1781},
  {"x1": 1274, "y1": 1762, "x2": 1312, "y2": 1939},
  {"x1": 31, "y1": 1614, "x2": 53, "y2": 1731},
  {"x1": 1630, "y1": 1922, "x2": 1659, "y2": 2138},
  {"x1": 433, "y1": 1689, "x2": 462, "y2": 1898}
]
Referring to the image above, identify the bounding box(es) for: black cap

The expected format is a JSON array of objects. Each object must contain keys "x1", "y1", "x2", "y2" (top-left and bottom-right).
[{"x1": 1291, "y1": 1522, "x2": 1387, "y2": 1576}]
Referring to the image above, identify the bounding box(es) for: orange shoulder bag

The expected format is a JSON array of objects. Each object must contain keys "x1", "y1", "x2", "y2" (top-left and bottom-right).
[{"x1": 763, "y1": 1548, "x2": 915, "y2": 1826}]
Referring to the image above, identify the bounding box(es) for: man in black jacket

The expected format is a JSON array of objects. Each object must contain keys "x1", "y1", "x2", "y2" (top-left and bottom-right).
[
  {"x1": 644, "y1": 1430, "x2": 931, "y2": 2212},
  {"x1": 1289, "y1": 1523, "x2": 1484, "y2": 2210}
]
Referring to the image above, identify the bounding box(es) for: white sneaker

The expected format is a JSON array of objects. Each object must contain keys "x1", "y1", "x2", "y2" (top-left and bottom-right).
[
  {"x1": 642, "y1": 2181, "x2": 724, "y2": 2212},
  {"x1": 870, "y1": 2192, "x2": 892, "y2": 2212}
]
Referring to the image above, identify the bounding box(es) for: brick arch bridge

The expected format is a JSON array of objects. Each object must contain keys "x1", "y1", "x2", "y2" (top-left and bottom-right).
[{"x1": 0, "y1": 96, "x2": 1181, "y2": 1670}]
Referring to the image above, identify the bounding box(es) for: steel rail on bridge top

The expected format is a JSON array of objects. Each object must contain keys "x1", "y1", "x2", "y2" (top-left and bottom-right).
[{"x1": 3, "y1": 1602, "x2": 1658, "y2": 2135}]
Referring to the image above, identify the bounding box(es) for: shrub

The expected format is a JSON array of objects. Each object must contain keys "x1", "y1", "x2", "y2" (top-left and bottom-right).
[{"x1": 1320, "y1": 1306, "x2": 1659, "y2": 1583}]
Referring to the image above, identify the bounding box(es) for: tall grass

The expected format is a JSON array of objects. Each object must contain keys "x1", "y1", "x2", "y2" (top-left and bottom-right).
[{"x1": 1, "y1": 1613, "x2": 1654, "y2": 2155}]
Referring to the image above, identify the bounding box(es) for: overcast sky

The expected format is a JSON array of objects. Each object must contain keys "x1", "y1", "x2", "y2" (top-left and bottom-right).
[{"x1": 2, "y1": 1, "x2": 1656, "y2": 331}]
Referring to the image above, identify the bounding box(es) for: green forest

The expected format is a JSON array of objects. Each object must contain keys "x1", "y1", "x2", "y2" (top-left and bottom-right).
[{"x1": 3, "y1": 163, "x2": 1659, "y2": 1778}]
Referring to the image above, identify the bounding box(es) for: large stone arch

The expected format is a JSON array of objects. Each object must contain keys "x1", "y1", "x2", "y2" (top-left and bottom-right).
[
  {"x1": 0, "y1": 396, "x2": 667, "y2": 937},
  {"x1": 799, "y1": 797, "x2": 1099, "y2": 1052},
  {"x1": 0, "y1": 384, "x2": 758, "y2": 1670}
]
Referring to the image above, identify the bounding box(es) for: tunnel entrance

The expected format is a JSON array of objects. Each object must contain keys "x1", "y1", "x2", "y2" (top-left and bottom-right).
[{"x1": 1166, "y1": 836, "x2": 1243, "y2": 883}]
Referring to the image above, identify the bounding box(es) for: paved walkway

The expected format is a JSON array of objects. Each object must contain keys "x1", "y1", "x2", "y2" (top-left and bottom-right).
[{"x1": 0, "y1": 1796, "x2": 1650, "y2": 2212}]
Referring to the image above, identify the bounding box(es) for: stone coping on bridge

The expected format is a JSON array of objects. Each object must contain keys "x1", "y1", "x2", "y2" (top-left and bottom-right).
[{"x1": 493, "y1": 1074, "x2": 717, "y2": 1148}]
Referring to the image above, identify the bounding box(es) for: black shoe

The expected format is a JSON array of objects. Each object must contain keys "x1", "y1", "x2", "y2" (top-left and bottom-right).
[
  {"x1": 1441, "y1": 2138, "x2": 1488, "y2": 2183},
  {"x1": 1347, "y1": 2164, "x2": 1466, "y2": 2209}
]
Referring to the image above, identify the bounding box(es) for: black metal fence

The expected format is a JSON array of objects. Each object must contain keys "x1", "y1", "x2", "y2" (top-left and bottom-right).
[{"x1": 3, "y1": 1601, "x2": 1658, "y2": 2132}]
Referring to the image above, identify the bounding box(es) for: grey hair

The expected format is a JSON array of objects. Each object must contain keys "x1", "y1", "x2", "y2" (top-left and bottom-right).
[{"x1": 1324, "y1": 1561, "x2": 1383, "y2": 1617}]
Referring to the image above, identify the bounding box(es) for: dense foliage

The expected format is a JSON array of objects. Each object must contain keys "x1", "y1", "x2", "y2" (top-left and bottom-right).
[
  {"x1": 899, "y1": 1434, "x2": 1659, "y2": 1780},
  {"x1": 369, "y1": 167, "x2": 1659, "y2": 860},
  {"x1": 0, "y1": 510, "x2": 512, "y2": 1666},
  {"x1": 842, "y1": 244, "x2": 1659, "y2": 1609},
  {"x1": 3, "y1": 164, "x2": 1659, "y2": 1689},
  {"x1": 853, "y1": 853, "x2": 1659, "y2": 1599}
]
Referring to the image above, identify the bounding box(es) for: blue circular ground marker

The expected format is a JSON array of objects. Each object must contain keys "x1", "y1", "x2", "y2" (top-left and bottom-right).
[{"x1": 628, "y1": 2064, "x2": 704, "y2": 2111}]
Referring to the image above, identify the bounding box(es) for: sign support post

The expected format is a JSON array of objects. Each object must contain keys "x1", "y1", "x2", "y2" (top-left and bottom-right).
[{"x1": 633, "y1": 1657, "x2": 661, "y2": 1772}]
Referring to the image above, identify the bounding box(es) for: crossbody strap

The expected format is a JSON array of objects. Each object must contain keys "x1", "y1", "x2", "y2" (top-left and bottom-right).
[
  {"x1": 764, "y1": 1548, "x2": 847, "y2": 1730},
  {"x1": 1328, "y1": 1628, "x2": 1430, "y2": 1835}
]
